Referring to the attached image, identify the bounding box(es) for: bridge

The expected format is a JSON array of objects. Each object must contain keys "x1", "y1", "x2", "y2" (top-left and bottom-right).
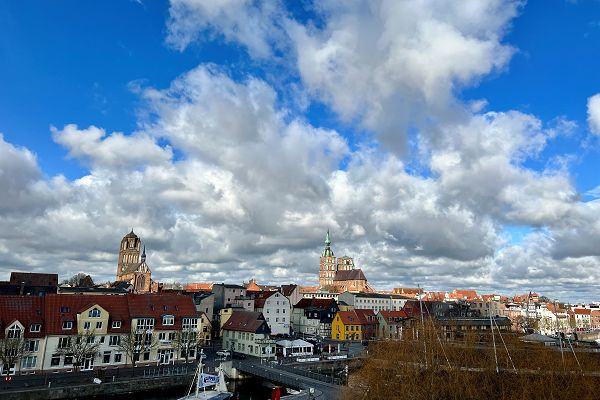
[{"x1": 230, "y1": 359, "x2": 344, "y2": 399}]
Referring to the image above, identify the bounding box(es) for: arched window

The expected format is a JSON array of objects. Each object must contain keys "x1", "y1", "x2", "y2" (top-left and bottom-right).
[
  {"x1": 88, "y1": 308, "x2": 101, "y2": 318},
  {"x1": 138, "y1": 275, "x2": 146, "y2": 290},
  {"x1": 7, "y1": 323, "x2": 22, "y2": 339}
]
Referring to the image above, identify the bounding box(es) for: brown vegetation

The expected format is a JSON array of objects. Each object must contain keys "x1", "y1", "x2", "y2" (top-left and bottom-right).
[{"x1": 343, "y1": 323, "x2": 600, "y2": 400}]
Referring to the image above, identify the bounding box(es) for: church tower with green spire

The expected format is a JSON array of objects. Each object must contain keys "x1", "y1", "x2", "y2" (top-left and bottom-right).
[{"x1": 319, "y1": 230, "x2": 337, "y2": 287}]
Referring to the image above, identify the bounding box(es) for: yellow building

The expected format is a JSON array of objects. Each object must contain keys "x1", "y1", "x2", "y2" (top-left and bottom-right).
[{"x1": 331, "y1": 309, "x2": 378, "y2": 341}]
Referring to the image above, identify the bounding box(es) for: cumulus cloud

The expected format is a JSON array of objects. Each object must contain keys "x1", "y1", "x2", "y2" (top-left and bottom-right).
[
  {"x1": 587, "y1": 93, "x2": 600, "y2": 135},
  {"x1": 166, "y1": 0, "x2": 286, "y2": 58},
  {"x1": 4, "y1": 1, "x2": 600, "y2": 302},
  {"x1": 51, "y1": 124, "x2": 173, "y2": 169}
]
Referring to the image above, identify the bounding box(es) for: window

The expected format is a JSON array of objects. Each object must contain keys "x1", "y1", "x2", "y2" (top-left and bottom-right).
[
  {"x1": 103, "y1": 352, "x2": 111, "y2": 363},
  {"x1": 89, "y1": 308, "x2": 101, "y2": 318},
  {"x1": 143, "y1": 351, "x2": 150, "y2": 361},
  {"x1": 182, "y1": 318, "x2": 197, "y2": 330},
  {"x1": 30, "y1": 324, "x2": 41, "y2": 333},
  {"x1": 87, "y1": 335, "x2": 95, "y2": 344},
  {"x1": 50, "y1": 354, "x2": 61, "y2": 367},
  {"x1": 109, "y1": 335, "x2": 120, "y2": 346},
  {"x1": 58, "y1": 337, "x2": 71, "y2": 349},
  {"x1": 64, "y1": 355, "x2": 73, "y2": 365},
  {"x1": 26, "y1": 340, "x2": 39, "y2": 352},
  {"x1": 84, "y1": 321, "x2": 91, "y2": 330},
  {"x1": 62, "y1": 321, "x2": 73, "y2": 330},
  {"x1": 114, "y1": 353, "x2": 122, "y2": 363},
  {"x1": 22, "y1": 356, "x2": 37, "y2": 369},
  {"x1": 59, "y1": 306, "x2": 70, "y2": 313},
  {"x1": 136, "y1": 318, "x2": 154, "y2": 331},
  {"x1": 7, "y1": 324, "x2": 22, "y2": 339},
  {"x1": 96, "y1": 322, "x2": 103, "y2": 329},
  {"x1": 112, "y1": 321, "x2": 121, "y2": 328},
  {"x1": 162, "y1": 315, "x2": 174, "y2": 326}
]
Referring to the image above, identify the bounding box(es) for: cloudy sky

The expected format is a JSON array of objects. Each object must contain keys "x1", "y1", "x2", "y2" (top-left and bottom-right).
[{"x1": 1, "y1": 1, "x2": 600, "y2": 301}]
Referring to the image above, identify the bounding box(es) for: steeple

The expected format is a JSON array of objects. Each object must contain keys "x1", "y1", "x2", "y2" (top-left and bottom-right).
[
  {"x1": 141, "y1": 245, "x2": 146, "y2": 263},
  {"x1": 322, "y1": 230, "x2": 334, "y2": 257}
]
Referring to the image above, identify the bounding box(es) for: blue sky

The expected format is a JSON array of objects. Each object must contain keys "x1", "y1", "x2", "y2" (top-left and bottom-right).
[{"x1": 1, "y1": 0, "x2": 600, "y2": 301}]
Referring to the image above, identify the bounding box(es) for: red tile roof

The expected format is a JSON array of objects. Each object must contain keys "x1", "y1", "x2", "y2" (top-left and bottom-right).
[
  {"x1": 336, "y1": 309, "x2": 377, "y2": 326},
  {"x1": 378, "y1": 310, "x2": 409, "y2": 323},
  {"x1": 184, "y1": 283, "x2": 214, "y2": 292},
  {"x1": 0, "y1": 296, "x2": 44, "y2": 338},
  {"x1": 222, "y1": 311, "x2": 270, "y2": 333},
  {"x1": 294, "y1": 298, "x2": 336, "y2": 309}
]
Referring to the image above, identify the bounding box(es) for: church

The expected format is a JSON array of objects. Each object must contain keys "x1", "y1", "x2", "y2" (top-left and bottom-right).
[
  {"x1": 115, "y1": 230, "x2": 158, "y2": 293},
  {"x1": 318, "y1": 231, "x2": 373, "y2": 293}
]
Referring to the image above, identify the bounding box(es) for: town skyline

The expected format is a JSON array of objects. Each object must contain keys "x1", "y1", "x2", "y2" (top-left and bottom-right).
[{"x1": 2, "y1": 1, "x2": 600, "y2": 302}]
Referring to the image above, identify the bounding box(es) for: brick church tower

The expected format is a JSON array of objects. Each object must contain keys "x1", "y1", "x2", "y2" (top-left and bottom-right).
[{"x1": 319, "y1": 230, "x2": 336, "y2": 288}]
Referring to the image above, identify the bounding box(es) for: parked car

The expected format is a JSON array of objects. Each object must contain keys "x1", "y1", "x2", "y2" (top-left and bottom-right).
[
  {"x1": 216, "y1": 350, "x2": 231, "y2": 358},
  {"x1": 232, "y1": 352, "x2": 247, "y2": 360}
]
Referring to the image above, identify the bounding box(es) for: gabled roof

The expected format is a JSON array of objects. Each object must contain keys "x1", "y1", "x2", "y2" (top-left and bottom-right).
[
  {"x1": 184, "y1": 283, "x2": 214, "y2": 292},
  {"x1": 573, "y1": 308, "x2": 592, "y2": 315},
  {"x1": 378, "y1": 310, "x2": 409, "y2": 323},
  {"x1": 336, "y1": 309, "x2": 376, "y2": 326},
  {"x1": 0, "y1": 296, "x2": 45, "y2": 338},
  {"x1": 294, "y1": 298, "x2": 337, "y2": 309},
  {"x1": 333, "y1": 269, "x2": 367, "y2": 282},
  {"x1": 44, "y1": 294, "x2": 131, "y2": 335},
  {"x1": 222, "y1": 311, "x2": 270, "y2": 333},
  {"x1": 281, "y1": 284, "x2": 298, "y2": 297}
]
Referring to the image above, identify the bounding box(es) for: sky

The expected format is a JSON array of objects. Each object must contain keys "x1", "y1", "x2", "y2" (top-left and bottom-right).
[{"x1": 1, "y1": 0, "x2": 600, "y2": 302}]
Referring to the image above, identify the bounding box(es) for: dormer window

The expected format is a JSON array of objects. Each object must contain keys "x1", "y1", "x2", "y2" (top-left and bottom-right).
[
  {"x1": 30, "y1": 323, "x2": 41, "y2": 333},
  {"x1": 7, "y1": 323, "x2": 22, "y2": 339},
  {"x1": 162, "y1": 315, "x2": 175, "y2": 326},
  {"x1": 88, "y1": 308, "x2": 101, "y2": 318},
  {"x1": 62, "y1": 321, "x2": 73, "y2": 330},
  {"x1": 112, "y1": 321, "x2": 122, "y2": 328}
]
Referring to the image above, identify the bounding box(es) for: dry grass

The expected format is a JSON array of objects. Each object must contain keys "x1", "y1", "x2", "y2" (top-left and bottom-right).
[{"x1": 343, "y1": 323, "x2": 600, "y2": 400}]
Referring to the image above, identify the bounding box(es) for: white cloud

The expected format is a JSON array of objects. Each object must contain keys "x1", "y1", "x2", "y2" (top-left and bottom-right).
[
  {"x1": 587, "y1": 93, "x2": 600, "y2": 135},
  {"x1": 51, "y1": 124, "x2": 173, "y2": 170},
  {"x1": 166, "y1": 0, "x2": 285, "y2": 58}
]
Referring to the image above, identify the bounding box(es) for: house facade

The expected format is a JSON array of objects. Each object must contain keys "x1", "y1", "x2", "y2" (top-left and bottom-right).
[{"x1": 222, "y1": 311, "x2": 276, "y2": 358}]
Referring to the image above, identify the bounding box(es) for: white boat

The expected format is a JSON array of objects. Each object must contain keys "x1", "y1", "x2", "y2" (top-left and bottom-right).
[{"x1": 179, "y1": 363, "x2": 233, "y2": 400}]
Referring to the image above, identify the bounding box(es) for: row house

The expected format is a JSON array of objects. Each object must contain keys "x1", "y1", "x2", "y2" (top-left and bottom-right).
[
  {"x1": 0, "y1": 296, "x2": 45, "y2": 376},
  {"x1": 253, "y1": 292, "x2": 291, "y2": 336},
  {"x1": 291, "y1": 298, "x2": 339, "y2": 338},
  {"x1": 222, "y1": 311, "x2": 276, "y2": 358},
  {"x1": 331, "y1": 309, "x2": 377, "y2": 341},
  {"x1": 338, "y1": 292, "x2": 409, "y2": 312},
  {"x1": 0, "y1": 293, "x2": 206, "y2": 375}
]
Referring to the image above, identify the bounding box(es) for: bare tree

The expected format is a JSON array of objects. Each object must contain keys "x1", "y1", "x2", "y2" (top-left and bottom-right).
[
  {"x1": 0, "y1": 336, "x2": 32, "y2": 376},
  {"x1": 55, "y1": 331, "x2": 100, "y2": 371},
  {"x1": 116, "y1": 331, "x2": 158, "y2": 375},
  {"x1": 175, "y1": 329, "x2": 202, "y2": 363}
]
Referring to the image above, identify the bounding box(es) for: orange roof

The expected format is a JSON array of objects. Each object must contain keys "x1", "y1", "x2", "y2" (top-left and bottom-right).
[
  {"x1": 184, "y1": 283, "x2": 213, "y2": 292},
  {"x1": 244, "y1": 279, "x2": 261, "y2": 291},
  {"x1": 299, "y1": 286, "x2": 320, "y2": 293},
  {"x1": 574, "y1": 308, "x2": 591, "y2": 315},
  {"x1": 424, "y1": 292, "x2": 446, "y2": 301},
  {"x1": 450, "y1": 289, "x2": 478, "y2": 300}
]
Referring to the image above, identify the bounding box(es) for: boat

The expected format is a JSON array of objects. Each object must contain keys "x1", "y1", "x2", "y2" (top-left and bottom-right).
[{"x1": 179, "y1": 363, "x2": 233, "y2": 400}]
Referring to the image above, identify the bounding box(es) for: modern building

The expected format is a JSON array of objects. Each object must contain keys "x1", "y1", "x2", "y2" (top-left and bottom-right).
[{"x1": 338, "y1": 292, "x2": 409, "y2": 312}]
